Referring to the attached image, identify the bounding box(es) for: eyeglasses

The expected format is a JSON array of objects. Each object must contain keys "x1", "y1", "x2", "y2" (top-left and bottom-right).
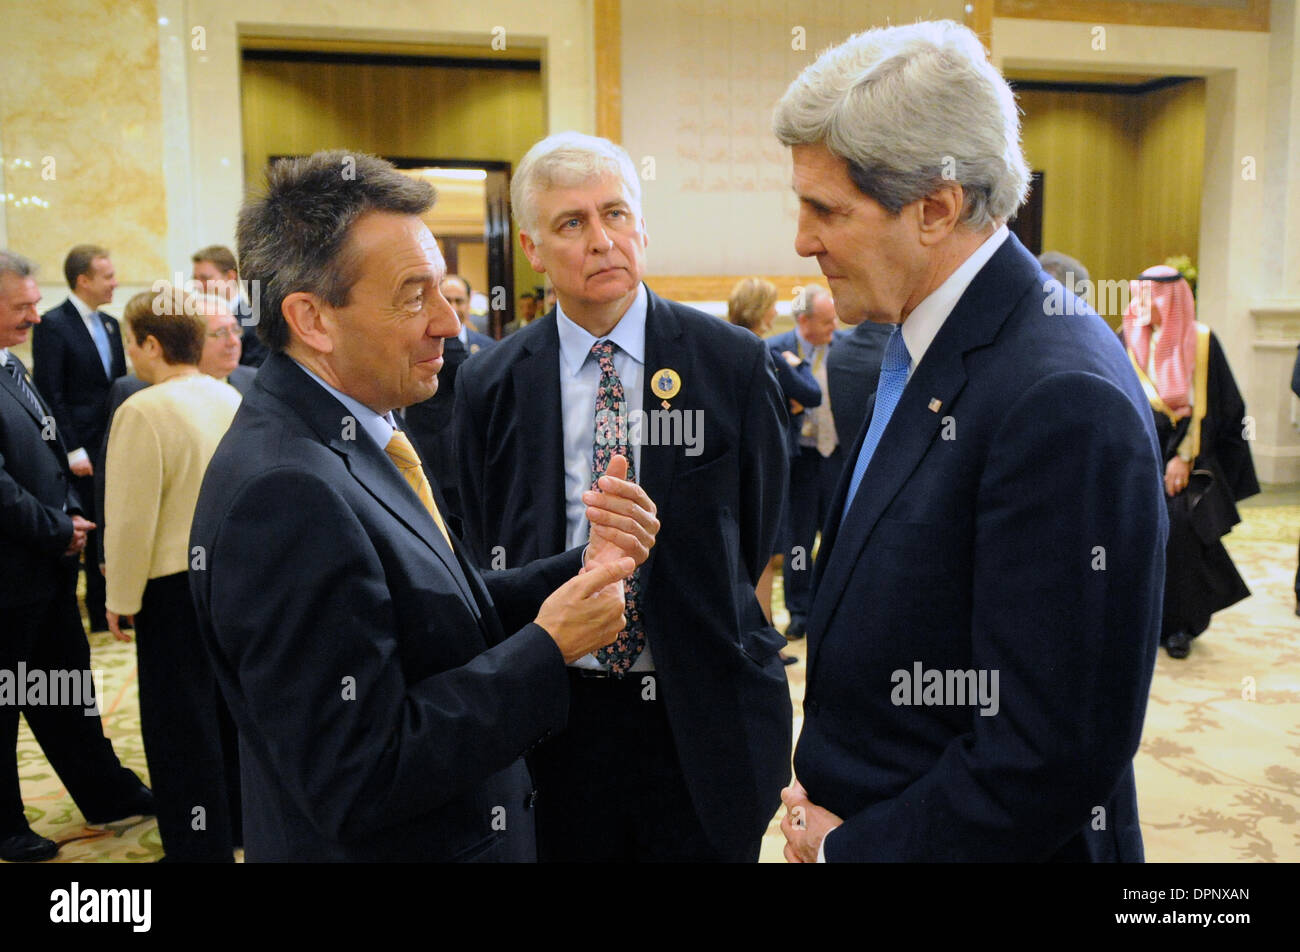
[{"x1": 207, "y1": 326, "x2": 244, "y2": 340}]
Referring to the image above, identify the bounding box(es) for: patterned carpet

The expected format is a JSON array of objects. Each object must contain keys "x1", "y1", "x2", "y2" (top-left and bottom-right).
[{"x1": 9, "y1": 498, "x2": 1300, "y2": 863}]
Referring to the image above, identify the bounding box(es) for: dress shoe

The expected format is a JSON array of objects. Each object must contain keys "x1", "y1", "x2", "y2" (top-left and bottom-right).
[
  {"x1": 1165, "y1": 631, "x2": 1192, "y2": 659},
  {"x1": 0, "y1": 830, "x2": 59, "y2": 862},
  {"x1": 780, "y1": 652, "x2": 799, "y2": 666},
  {"x1": 84, "y1": 785, "x2": 156, "y2": 824},
  {"x1": 785, "y1": 620, "x2": 806, "y2": 641}
]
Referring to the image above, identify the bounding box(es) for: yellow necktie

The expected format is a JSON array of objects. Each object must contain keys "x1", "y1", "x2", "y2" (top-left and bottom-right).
[{"x1": 385, "y1": 430, "x2": 452, "y2": 549}]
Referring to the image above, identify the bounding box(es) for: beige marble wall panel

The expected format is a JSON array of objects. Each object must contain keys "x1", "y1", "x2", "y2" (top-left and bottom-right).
[{"x1": 0, "y1": 0, "x2": 169, "y2": 284}]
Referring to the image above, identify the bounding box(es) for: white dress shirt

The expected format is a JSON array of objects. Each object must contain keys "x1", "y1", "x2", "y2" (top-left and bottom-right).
[{"x1": 555, "y1": 283, "x2": 652, "y2": 672}]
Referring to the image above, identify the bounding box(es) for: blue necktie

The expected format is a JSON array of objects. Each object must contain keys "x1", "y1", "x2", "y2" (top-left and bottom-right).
[
  {"x1": 841, "y1": 324, "x2": 910, "y2": 522},
  {"x1": 89, "y1": 312, "x2": 112, "y2": 376}
]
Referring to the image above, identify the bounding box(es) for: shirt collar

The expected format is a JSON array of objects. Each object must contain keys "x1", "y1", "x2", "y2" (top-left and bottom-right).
[
  {"x1": 556, "y1": 283, "x2": 648, "y2": 377},
  {"x1": 900, "y1": 225, "x2": 1008, "y2": 377},
  {"x1": 68, "y1": 293, "x2": 96, "y2": 319},
  {"x1": 0, "y1": 348, "x2": 9, "y2": 366},
  {"x1": 292, "y1": 359, "x2": 397, "y2": 451},
  {"x1": 457, "y1": 322, "x2": 468, "y2": 345}
]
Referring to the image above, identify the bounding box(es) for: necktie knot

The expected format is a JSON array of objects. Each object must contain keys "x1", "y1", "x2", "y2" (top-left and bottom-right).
[
  {"x1": 590, "y1": 339, "x2": 617, "y2": 372},
  {"x1": 385, "y1": 430, "x2": 421, "y2": 469},
  {"x1": 882, "y1": 325, "x2": 910, "y2": 372}
]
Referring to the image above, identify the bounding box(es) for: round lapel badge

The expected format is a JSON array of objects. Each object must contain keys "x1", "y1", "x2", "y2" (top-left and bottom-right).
[{"x1": 651, "y1": 368, "x2": 681, "y2": 401}]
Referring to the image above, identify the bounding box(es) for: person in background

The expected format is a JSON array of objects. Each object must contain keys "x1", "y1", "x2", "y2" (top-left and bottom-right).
[
  {"x1": 103, "y1": 284, "x2": 244, "y2": 862},
  {"x1": 1038, "y1": 250, "x2": 1091, "y2": 300},
  {"x1": 764, "y1": 284, "x2": 842, "y2": 644},
  {"x1": 32, "y1": 244, "x2": 126, "y2": 633},
  {"x1": 192, "y1": 244, "x2": 268, "y2": 367},
  {"x1": 0, "y1": 248, "x2": 154, "y2": 863},
  {"x1": 1120, "y1": 265, "x2": 1259, "y2": 658},
  {"x1": 402, "y1": 274, "x2": 496, "y2": 533},
  {"x1": 727, "y1": 276, "x2": 818, "y2": 665}
]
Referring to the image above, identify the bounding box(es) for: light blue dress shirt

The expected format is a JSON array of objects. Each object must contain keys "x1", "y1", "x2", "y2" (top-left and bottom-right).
[{"x1": 555, "y1": 283, "x2": 652, "y2": 672}]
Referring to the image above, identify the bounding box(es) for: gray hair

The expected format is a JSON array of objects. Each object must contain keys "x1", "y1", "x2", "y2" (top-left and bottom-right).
[
  {"x1": 794, "y1": 284, "x2": 829, "y2": 319},
  {"x1": 773, "y1": 20, "x2": 1030, "y2": 229},
  {"x1": 0, "y1": 249, "x2": 36, "y2": 281},
  {"x1": 1038, "y1": 251, "x2": 1090, "y2": 297},
  {"x1": 511, "y1": 132, "x2": 642, "y2": 235},
  {"x1": 237, "y1": 150, "x2": 435, "y2": 353}
]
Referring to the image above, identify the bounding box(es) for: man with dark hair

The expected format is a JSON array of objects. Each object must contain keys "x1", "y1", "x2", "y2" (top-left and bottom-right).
[
  {"x1": 0, "y1": 249, "x2": 153, "y2": 863},
  {"x1": 32, "y1": 244, "x2": 125, "y2": 632},
  {"x1": 192, "y1": 244, "x2": 267, "y2": 367},
  {"x1": 189, "y1": 150, "x2": 658, "y2": 861},
  {"x1": 403, "y1": 273, "x2": 495, "y2": 532}
]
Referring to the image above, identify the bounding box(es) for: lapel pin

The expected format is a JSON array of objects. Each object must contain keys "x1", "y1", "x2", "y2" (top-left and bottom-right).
[
  {"x1": 928, "y1": 398, "x2": 942, "y2": 413},
  {"x1": 470, "y1": 343, "x2": 480, "y2": 355},
  {"x1": 651, "y1": 367, "x2": 681, "y2": 406}
]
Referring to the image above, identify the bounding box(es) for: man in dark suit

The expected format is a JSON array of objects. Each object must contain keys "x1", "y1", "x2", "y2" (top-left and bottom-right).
[
  {"x1": 765, "y1": 285, "x2": 844, "y2": 642},
  {"x1": 192, "y1": 244, "x2": 268, "y2": 367},
  {"x1": 774, "y1": 22, "x2": 1166, "y2": 862},
  {"x1": 189, "y1": 151, "x2": 656, "y2": 862},
  {"x1": 31, "y1": 244, "x2": 126, "y2": 632},
  {"x1": 0, "y1": 250, "x2": 153, "y2": 862},
  {"x1": 403, "y1": 274, "x2": 495, "y2": 533},
  {"x1": 456, "y1": 132, "x2": 792, "y2": 862},
  {"x1": 825, "y1": 318, "x2": 893, "y2": 450}
]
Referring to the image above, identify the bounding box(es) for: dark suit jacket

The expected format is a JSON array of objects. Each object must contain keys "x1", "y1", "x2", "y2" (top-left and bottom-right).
[
  {"x1": 762, "y1": 330, "x2": 822, "y2": 458},
  {"x1": 0, "y1": 354, "x2": 80, "y2": 609},
  {"x1": 189, "y1": 353, "x2": 581, "y2": 862},
  {"x1": 32, "y1": 298, "x2": 127, "y2": 458},
  {"x1": 797, "y1": 234, "x2": 1167, "y2": 861},
  {"x1": 826, "y1": 321, "x2": 893, "y2": 449},
  {"x1": 455, "y1": 287, "x2": 793, "y2": 858},
  {"x1": 404, "y1": 329, "x2": 496, "y2": 532}
]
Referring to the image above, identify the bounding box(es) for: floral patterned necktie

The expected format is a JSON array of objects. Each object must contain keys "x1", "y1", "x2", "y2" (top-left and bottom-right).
[{"x1": 589, "y1": 340, "x2": 645, "y2": 675}]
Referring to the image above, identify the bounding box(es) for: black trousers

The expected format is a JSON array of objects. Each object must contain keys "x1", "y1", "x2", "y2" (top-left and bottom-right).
[
  {"x1": 1, "y1": 563, "x2": 143, "y2": 838},
  {"x1": 134, "y1": 572, "x2": 240, "y2": 862},
  {"x1": 530, "y1": 670, "x2": 752, "y2": 862},
  {"x1": 72, "y1": 473, "x2": 106, "y2": 627},
  {"x1": 782, "y1": 446, "x2": 844, "y2": 623}
]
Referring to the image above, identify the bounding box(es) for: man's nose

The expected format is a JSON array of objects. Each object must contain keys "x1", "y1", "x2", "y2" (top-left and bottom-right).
[
  {"x1": 429, "y1": 291, "x2": 460, "y2": 336},
  {"x1": 588, "y1": 223, "x2": 614, "y2": 253},
  {"x1": 793, "y1": 212, "x2": 822, "y2": 258}
]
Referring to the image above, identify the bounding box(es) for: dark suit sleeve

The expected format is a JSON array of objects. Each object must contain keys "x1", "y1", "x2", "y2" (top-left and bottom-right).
[
  {"x1": 32, "y1": 321, "x2": 82, "y2": 452},
  {"x1": 483, "y1": 547, "x2": 584, "y2": 637},
  {"x1": 823, "y1": 372, "x2": 1164, "y2": 861},
  {"x1": 770, "y1": 347, "x2": 822, "y2": 408},
  {"x1": 0, "y1": 451, "x2": 74, "y2": 555},
  {"x1": 740, "y1": 342, "x2": 791, "y2": 581},
  {"x1": 203, "y1": 466, "x2": 568, "y2": 841}
]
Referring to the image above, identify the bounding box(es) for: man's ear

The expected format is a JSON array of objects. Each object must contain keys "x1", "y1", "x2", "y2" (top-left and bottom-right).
[
  {"x1": 917, "y1": 184, "x2": 964, "y2": 246},
  {"x1": 281, "y1": 292, "x2": 335, "y2": 355},
  {"x1": 519, "y1": 231, "x2": 545, "y2": 274}
]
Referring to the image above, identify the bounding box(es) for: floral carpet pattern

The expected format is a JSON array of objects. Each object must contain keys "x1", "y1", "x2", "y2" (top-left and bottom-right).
[{"x1": 10, "y1": 501, "x2": 1299, "y2": 863}]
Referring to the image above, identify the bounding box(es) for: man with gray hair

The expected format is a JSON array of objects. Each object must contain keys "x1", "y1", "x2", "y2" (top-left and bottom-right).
[
  {"x1": 1038, "y1": 250, "x2": 1091, "y2": 301},
  {"x1": 1, "y1": 249, "x2": 153, "y2": 862},
  {"x1": 188, "y1": 150, "x2": 657, "y2": 861},
  {"x1": 457, "y1": 131, "x2": 792, "y2": 862},
  {"x1": 772, "y1": 21, "x2": 1166, "y2": 863}
]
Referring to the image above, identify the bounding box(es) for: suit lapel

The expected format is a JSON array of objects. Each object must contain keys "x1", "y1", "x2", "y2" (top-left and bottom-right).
[
  {"x1": 0, "y1": 355, "x2": 49, "y2": 428},
  {"x1": 511, "y1": 321, "x2": 567, "y2": 555},
  {"x1": 65, "y1": 300, "x2": 111, "y2": 382},
  {"x1": 257, "y1": 355, "x2": 479, "y2": 608},
  {"x1": 636, "y1": 290, "x2": 685, "y2": 588},
  {"x1": 806, "y1": 234, "x2": 1039, "y2": 679}
]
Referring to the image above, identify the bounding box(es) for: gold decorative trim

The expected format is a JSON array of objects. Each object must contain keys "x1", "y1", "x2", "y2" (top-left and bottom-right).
[
  {"x1": 594, "y1": 0, "x2": 622, "y2": 142},
  {"x1": 994, "y1": 0, "x2": 1270, "y2": 32},
  {"x1": 644, "y1": 275, "x2": 827, "y2": 302}
]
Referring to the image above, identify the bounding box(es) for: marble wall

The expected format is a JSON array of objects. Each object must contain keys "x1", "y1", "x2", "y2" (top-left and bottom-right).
[{"x1": 0, "y1": 0, "x2": 170, "y2": 287}]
